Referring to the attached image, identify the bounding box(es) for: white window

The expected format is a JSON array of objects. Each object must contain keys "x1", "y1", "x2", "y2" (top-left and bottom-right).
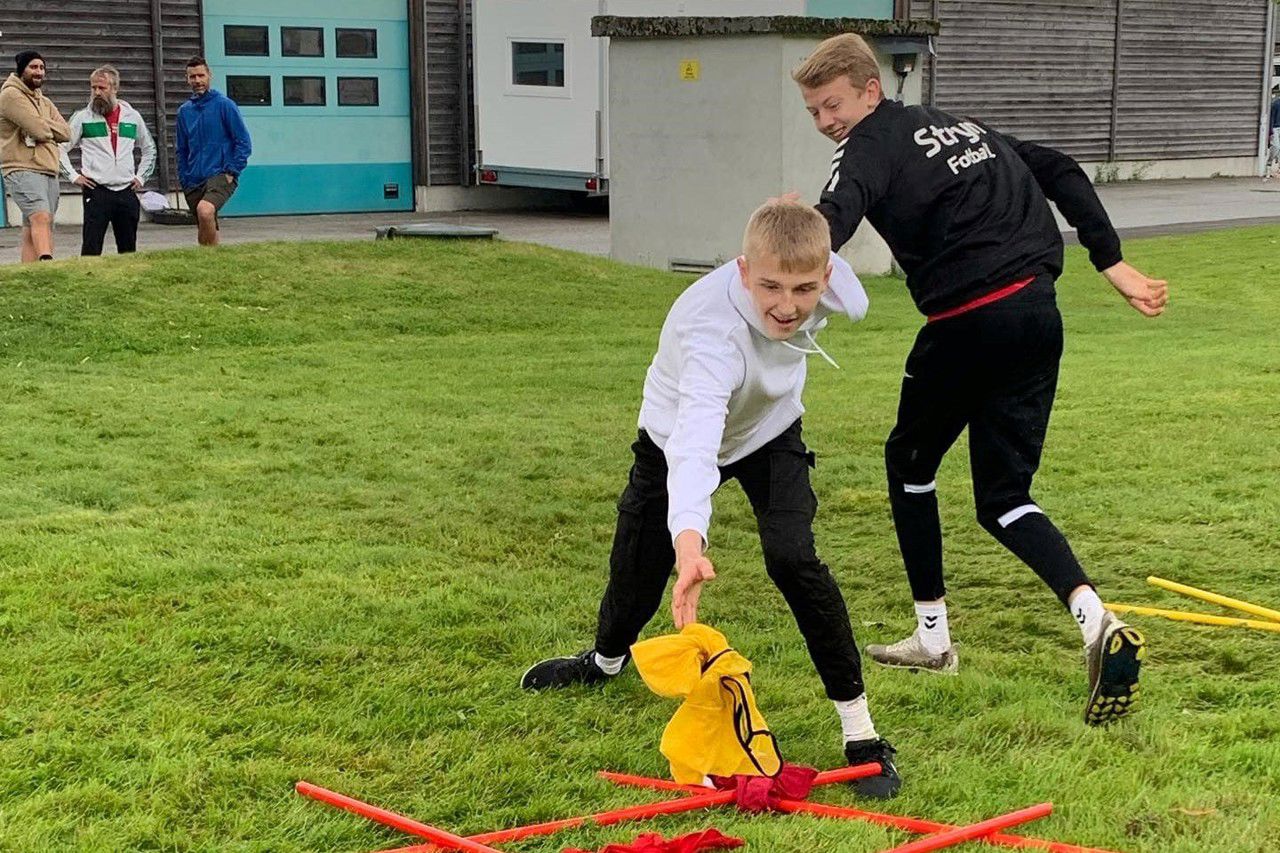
[{"x1": 507, "y1": 38, "x2": 570, "y2": 98}]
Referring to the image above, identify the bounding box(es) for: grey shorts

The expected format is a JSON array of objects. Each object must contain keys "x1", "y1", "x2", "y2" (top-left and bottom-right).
[
  {"x1": 183, "y1": 173, "x2": 238, "y2": 214},
  {"x1": 5, "y1": 170, "x2": 60, "y2": 225}
]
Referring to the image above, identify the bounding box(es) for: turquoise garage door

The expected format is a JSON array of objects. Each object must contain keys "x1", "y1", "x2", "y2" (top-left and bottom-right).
[{"x1": 202, "y1": 0, "x2": 413, "y2": 215}]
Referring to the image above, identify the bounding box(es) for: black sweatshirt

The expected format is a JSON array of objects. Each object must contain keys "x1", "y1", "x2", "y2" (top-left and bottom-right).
[{"x1": 816, "y1": 98, "x2": 1123, "y2": 316}]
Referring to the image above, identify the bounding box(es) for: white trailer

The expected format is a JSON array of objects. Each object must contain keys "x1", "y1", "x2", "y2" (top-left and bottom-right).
[{"x1": 472, "y1": 0, "x2": 810, "y2": 195}]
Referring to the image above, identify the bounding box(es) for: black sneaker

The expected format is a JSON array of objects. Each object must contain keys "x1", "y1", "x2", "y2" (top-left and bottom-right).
[
  {"x1": 843, "y1": 737, "x2": 901, "y2": 799},
  {"x1": 519, "y1": 649, "x2": 624, "y2": 691}
]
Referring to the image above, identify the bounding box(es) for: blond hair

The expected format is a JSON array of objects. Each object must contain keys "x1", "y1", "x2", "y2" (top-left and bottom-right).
[
  {"x1": 90, "y1": 65, "x2": 120, "y2": 89},
  {"x1": 791, "y1": 33, "x2": 881, "y2": 91},
  {"x1": 742, "y1": 201, "x2": 830, "y2": 273}
]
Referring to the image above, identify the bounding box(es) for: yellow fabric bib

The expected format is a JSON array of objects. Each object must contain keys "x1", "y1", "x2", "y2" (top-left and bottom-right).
[{"x1": 631, "y1": 624, "x2": 782, "y2": 784}]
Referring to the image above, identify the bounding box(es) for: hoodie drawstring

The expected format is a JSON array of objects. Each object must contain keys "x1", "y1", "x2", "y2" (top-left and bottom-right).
[{"x1": 781, "y1": 330, "x2": 841, "y2": 370}]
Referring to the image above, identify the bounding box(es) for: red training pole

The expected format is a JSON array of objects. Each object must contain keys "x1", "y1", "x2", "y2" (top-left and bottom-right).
[
  {"x1": 598, "y1": 771, "x2": 1118, "y2": 853},
  {"x1": 472, "y1": 789, "x2": 737, "y2": 843},
  {"x1": 377, "y1": 800, "x2": 1118, "y2": 853},
  {"x1": 294, "y1": 781, "x2": 505, "y2": 853},
  {"x1": 596, "y1": 771, "x2": 700, "y2": 793},
  {"x1": 369, "y1": 783, "x2": 1115, "y2": 853},
  {"x1": 878, "y1": 803, "x2": 1054, "y2": 853},
  {"x1": 777, "y1": 800, "x2": 958, "y2": 836},
  {"x1": 339, "y1": 784, "x2": 736, "y2": 852},
  {"x1": 813, "y1": 764, "x2": 887, "y2": 787},
  {"x1": 467, "y1": 815, "x2": 589, "y2": 845},
  {"x1": 775, "y1": 800, "x2": 1120, "y2": 853},
  {"x1": 592, "y1": 789, "x2": 737, "y2": 827}
]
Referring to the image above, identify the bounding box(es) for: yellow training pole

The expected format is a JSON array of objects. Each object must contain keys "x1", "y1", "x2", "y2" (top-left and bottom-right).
[
  {"x1": 1147, "y1": 576, "x2": 1280, "y2": 623},
  {"x1": 1107, "y1": 603, "x2": 1280, "y2": 634}
]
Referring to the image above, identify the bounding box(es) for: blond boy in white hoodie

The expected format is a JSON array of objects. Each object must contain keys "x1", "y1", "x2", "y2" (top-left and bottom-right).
[{"x1": 522, "y1": 200, "x2": 902, "y2": 799}]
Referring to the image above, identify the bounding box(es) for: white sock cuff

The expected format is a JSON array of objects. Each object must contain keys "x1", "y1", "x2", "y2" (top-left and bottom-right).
[
  {"x1": 1068, "y1": 588, "x2": 1106, "y2": 647},
  {"x1": 834, "y1": 694, "x2": 878, "y2": 743},
  {"x1": 593, "y1": 652, "x2": 626, "y2": 675},
  {"x1": 1069, "y1": 587, "x2": 1102, "y2": 606},
  {"x1": 913, "y1": 600, "x2": 951, "y2": 654}
]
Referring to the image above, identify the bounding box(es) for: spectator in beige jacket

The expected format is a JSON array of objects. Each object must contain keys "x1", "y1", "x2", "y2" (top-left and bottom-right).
[{"x1": 0, "y1": 51, "x2": 70, "y2": 261}]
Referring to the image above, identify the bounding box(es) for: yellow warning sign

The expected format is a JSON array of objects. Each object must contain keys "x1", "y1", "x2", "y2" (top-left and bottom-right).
[{"x1": 679, "y1": 60, "x2": 700, "y2": 81}]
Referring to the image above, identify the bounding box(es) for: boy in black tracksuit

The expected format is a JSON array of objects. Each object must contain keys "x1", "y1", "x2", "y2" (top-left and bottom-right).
[{"x1": 792, "y1": 34, "x2": 1168, "y2": 725}]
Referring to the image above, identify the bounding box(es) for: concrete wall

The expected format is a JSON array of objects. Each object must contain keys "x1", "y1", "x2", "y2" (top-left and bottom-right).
[
  {"x1": 608, "y1": 33, "x2": 923, "y2": 275},
  {"x1": 1077, "y1": 157, "x2": 1263, "y2": 183}
]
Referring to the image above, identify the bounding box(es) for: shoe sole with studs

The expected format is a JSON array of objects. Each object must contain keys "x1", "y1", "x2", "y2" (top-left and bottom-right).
[{"x1": 1086, "y1": 626, "x2": 1146, "y2": 726}]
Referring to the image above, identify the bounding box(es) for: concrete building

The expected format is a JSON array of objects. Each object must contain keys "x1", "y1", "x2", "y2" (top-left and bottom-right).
[
  {"x1": 471, "y1": 1, "x2": 897, "y2": 195},
  {"x1": 597, "y1": 15, "x2": 934, "y2": 276}
]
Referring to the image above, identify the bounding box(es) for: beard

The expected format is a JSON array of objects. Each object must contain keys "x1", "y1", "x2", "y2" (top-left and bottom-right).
[{"x1": 92, "y1": 94, "x2": 115, "y2": 114}]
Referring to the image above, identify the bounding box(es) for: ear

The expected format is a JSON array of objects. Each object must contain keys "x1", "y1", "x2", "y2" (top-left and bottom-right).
[
  {"x1": 736, "y1": 255, "x2": 749, "y2": 288},
  {"x1": 822, "y1": 261, "x2": 833, "y2": 287},
  {"x1": 864, "y1": 77, "x2": 882, "y2": 103}
]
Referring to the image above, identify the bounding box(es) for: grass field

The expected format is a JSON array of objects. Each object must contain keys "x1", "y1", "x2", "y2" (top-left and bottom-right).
[{"x1": 0, "y1": 227, "x2": 1277, "y2": 853}]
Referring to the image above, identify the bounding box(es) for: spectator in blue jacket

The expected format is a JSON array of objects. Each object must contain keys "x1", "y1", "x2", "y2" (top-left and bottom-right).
[{"x1": 176, "y1": 56, "x2": 251, "y2": 246}]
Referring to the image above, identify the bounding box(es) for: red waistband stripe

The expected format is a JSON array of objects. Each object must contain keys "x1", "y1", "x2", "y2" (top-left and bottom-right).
[{"x1": 927, "y1": 276, "x2": 1035, "y2": 323}]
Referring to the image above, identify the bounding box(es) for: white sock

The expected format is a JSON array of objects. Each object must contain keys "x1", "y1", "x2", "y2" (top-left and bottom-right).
[
  {"x1": 1070, "y1": 587, "x2": 1106, "y2": 647},
  {"x1": 834, "y1": 694, "x2": 878, "y2": 743},
  {"x1": 914, "y1": 600, "x2": 951, "y2": 654},
  {"x1": 593, "y1": 652, "x2": 626, "y2": 676}
]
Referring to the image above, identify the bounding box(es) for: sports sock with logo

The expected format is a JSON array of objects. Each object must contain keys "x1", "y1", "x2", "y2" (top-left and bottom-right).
[
  {"x1": 1069, "y1": 587, "x2": 1106, "y2": 647},
  {"x1": 914, "y1": 600, "x2": 951, "y2": 654}
]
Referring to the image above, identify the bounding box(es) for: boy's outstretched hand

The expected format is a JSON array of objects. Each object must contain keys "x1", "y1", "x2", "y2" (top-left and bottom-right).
[
  {"x1": 672, "y1": 530, "x2": 716, "y2": 629},
  {"x1": 1103, "y1": 261, "x2": 1169, "y2": 317}
]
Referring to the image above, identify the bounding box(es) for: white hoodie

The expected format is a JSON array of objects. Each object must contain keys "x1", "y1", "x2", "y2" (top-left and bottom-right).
[
  {"x1": 58, "y1": 99, "x2": 156, "y2": 190},
  {"x1": 638, "y1": 252, "x2": 869, "y2": 544}
]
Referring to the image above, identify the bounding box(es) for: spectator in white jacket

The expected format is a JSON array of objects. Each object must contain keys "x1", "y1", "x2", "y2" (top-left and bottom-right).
[
  {"x1": 520, "y1": 200, "x2": 905, "y2": 799},
  {"x1": 59, "y1": 65, "x2": 156, "y2": 255}
]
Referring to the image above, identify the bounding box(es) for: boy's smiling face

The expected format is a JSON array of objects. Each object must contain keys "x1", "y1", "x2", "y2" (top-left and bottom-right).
[
  {"x1": 738, "y1": 252, "x2": 831, "y2": 341},
  {"x1": 801, "y1": 75, "x2": 883, "y2": 143}
]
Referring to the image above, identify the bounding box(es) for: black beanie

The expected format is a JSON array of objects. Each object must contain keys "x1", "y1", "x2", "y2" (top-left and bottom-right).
[{"x1": 15, "y1": 50, "x2": 43, "y2": 75}]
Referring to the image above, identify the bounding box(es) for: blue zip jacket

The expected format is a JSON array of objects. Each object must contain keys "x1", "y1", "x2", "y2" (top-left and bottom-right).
[{"x1": 175, "y1": 89, "x2": 252, "y2": 188}]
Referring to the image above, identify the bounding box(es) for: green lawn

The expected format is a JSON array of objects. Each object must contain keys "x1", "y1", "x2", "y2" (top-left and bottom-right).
[{"x1": 0, "y1": 228, "x2": 1276, "y2": 853}]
